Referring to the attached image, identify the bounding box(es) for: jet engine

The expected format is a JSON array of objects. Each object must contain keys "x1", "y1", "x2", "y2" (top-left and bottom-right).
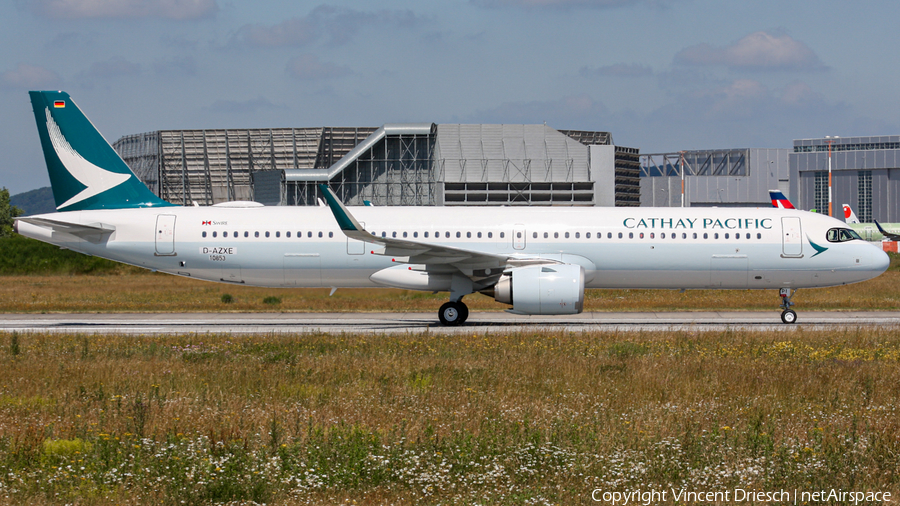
[{"x1": 490, "y1": 264, "x2": 584, "y2": 315}]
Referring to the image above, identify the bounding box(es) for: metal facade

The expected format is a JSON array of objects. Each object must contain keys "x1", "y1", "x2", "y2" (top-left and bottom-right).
[
  {"x1": 116, "y1": 123, "x2": 641, "y2": 207},
  {"x1": 792, "y1": 136, "x2": 900, "y2": 222},
  {"x1": 113, "y1": 127, "x2": 375, "y2": 206},
  {"x1": 640, "y1": 148, "x2": 790, "y2": 207}
]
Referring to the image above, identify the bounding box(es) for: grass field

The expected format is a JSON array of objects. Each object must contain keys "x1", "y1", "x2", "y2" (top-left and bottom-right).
[
  {"x1": 0, "y1": 328, "x2": 898, "y2": 504},
  {"x1": 1, "y1": 249, "x2": 899, "y2": 503},
  {"x1": 1, "y1": 254, "x2": 899, "y2": 314}
]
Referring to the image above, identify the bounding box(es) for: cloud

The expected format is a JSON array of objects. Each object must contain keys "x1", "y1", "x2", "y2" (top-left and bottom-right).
[
  {"x1": 580, "y1": 63, "x2": 653, "y2": 78},
  {"x1": 152, "y1": 56, "x2": 197, "y2": 76},
  {"x1": 674, "y1": 31, "x2": 826, "y2": 71},
  {"x1": 661, "y1": 78, "x2": 835, "y2": 123},
  {"x1": 472, "y1": 0, "x2": 669, "y2": 8},
  {"x1": 203, "y1": 97, "x2": 281, "y2": 115},
  {"x1": 232, "y1": 5, "x2": 423, "y2": 48},
  {"x1": 468, "y1": 95, "x2": 610, "y2": 129},
  {"x1": 285, "y1": 54, "x2": 351, "y2": 81},
  {"x1": 0, "y1": 63, "x2": 62, "y2": 90},
  {"x1": 25, "y1": 0, "x2": 217, "y2": 20},
  {"x1": 78, "y1": 56, "x2": 141, "y2": 80}
]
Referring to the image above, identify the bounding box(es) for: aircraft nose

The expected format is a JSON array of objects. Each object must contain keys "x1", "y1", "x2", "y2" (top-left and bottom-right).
[{"x1": 866, "y1": 246, "x2": 891, "y2": 275}]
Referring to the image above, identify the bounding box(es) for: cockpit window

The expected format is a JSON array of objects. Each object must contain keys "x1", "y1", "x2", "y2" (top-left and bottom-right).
[{"x1": 826, "y1": 227, "x2": 862, "y2": 243}]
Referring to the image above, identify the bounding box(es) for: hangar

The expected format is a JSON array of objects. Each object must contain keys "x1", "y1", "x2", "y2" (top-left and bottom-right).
[
  {"x1": 792, "y1": 136, "x2": 900, "y2": 222},
  {"x1": 639, "y1": 148, "x2": 790, "y2": 208},
  {"x1": 113, "y1": 124, "x2": 640, "y2": 208}
]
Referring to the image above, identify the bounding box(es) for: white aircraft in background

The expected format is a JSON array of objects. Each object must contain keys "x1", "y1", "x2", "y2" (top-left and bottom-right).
[
  {"x1": 15, "y1": 92, "x2": 890, "y2": 325},
  {"x1": 841, "y1": 203, "x2": 900, "y2": 242}
]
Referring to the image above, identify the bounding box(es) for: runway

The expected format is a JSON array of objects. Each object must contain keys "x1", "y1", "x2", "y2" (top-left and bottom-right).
[{"x1": 1, "y1": 311, "x2": 900, "y2": 335}]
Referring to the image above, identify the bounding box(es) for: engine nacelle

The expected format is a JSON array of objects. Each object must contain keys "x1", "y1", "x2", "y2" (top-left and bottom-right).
[{"x1": 493, "y1": 264, "x2": 584, "y2": 315}]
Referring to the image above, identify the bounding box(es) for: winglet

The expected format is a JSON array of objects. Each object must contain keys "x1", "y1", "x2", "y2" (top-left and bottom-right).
[
  {"x1": 874, "y1": 220, "x2": 900, "y2": 241},
  {"x1": 318, "y1": 184, "x2": 373, "y2": 243}
]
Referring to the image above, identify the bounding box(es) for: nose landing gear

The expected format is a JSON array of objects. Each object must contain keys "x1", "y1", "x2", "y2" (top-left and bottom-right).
[{"x1": 779, "y1": 288, "x2": 797, "y2": 324}]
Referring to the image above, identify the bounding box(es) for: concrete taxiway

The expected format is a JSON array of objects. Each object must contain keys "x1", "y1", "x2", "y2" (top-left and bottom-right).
[{"x1": 1, "y1": 311, "x2": 899, "y2": 335}]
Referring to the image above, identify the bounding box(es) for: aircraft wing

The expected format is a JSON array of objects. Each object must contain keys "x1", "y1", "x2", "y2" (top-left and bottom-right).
[
  {"x1": 875, "y1": 220, "x2": 900, "y2": 241},
  {"x1": 318, "y1": 184, "x2": 558, "y2": 275},
  {"x1": 16, "y1": 216, "x2": 116, "y2": 242}
]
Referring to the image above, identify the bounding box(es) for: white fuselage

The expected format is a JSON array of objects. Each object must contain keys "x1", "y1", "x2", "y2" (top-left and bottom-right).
[{"x1": 17, "y1": 205, "x2": 889, "y2": 291}]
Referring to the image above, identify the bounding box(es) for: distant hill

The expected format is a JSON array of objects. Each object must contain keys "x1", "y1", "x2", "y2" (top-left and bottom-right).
[{"x1": 10, "y1": 186, "x2": 55, "y2": 215}]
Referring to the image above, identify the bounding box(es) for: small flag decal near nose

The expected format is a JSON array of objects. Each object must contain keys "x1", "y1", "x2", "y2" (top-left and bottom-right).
[{"x1": 53, "y1": 101, "x2": 65, "y2": 108}]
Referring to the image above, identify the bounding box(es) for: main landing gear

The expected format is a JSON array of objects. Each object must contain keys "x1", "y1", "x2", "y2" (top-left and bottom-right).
[
  {"x1": 439, "y1": 300, "x2": 469, "y2": 326},
  {"x1": 779, "y1": 287, "x2": 797, "y2": 324},
  {"x1": 439, "y1": 274, "x2": 474, "y2": 326}
]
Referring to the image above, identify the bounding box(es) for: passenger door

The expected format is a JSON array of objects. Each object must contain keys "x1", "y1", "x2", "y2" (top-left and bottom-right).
[
  {"x1": 781, "y1": 217, "x2": 802, "y2": 257},
  {"x1": 155, "y1": 215, "x2": 176, "y2": 256}
]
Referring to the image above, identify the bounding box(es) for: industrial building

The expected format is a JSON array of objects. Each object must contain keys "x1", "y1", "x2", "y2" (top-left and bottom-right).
[
  {"x1": 791, "y1": 136, "x2": 900, "y2": 223},
  {"x1": 640, "y1": 148, "x2": 790, "y2": 208},
  {"x1": 113, "y1": 124, "x2": 640, "y2": 208}
]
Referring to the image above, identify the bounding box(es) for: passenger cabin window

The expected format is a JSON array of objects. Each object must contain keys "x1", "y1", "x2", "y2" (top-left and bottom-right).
[
  {"x1": 202, "y1": 231, "x2": 207, "y2": 238},
  {"x1": 500, "y1": 232, "x2": 505, "y2": 238},
  {"x1": 826, "y1": 228, "x2": 862, "y2": 242}
]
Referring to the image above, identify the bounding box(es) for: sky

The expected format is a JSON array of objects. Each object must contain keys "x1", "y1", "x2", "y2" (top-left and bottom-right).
[{"x1": 2, "y1": 0, "x2": 900, "y2": 194}]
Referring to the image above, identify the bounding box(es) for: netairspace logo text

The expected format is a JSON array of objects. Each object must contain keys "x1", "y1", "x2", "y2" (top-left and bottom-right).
[{"x1": 591, "y1": 488, "x2": 893, "y2": 505}]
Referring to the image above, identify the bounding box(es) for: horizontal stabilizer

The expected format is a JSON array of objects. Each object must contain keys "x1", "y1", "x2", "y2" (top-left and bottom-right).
[{"x1": 16, "y1": 216, "x2": 115, "y2": 242}]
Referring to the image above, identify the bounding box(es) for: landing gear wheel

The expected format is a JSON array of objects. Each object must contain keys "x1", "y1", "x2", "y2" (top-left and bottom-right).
[
  {"x1": 778, "y1": 288, "x2": 798, "y2": 324},
  {"x1": 439, "y1": 301, "x2": 468, "y2": 326},
  {"x1": 781, "y1": 309, "x2": 797, "y2": 324}
]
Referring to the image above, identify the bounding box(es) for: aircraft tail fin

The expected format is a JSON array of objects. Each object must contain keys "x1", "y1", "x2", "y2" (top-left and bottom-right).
[
  {"x1": 842, "y1": 204, "x2": 860, "y2": 224},
  {"x1": 28, "y1": 91, "x2": 173, "y2": 212},
  {"x1": 768, "y1": 189, "x2": 795, "y2": 210}
]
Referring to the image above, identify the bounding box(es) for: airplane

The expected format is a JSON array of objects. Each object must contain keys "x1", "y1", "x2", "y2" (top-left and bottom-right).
[
  {"x1": 841, "y1": 203, "x2": 900, "y2": 242},
  {"x1": 14, "y1": 91, "x2": 890, "y2": 325}
]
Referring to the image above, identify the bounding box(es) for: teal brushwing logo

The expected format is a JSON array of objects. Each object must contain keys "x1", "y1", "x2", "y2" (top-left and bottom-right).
[
  {"x1": 45, "y1": 108, "x2": 131, "y2": 209},
  {"x1": 807, "y1": 235, "x2": 828, "y2": 257}
]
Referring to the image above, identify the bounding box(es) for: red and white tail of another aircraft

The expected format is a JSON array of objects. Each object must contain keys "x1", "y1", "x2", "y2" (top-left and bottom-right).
[
  {"x1": 768, "y1": 190, "x2": 795, "y2": 209},
  {"x1": 843, "y1": 204, "x2": 860, "y2": 224}
]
